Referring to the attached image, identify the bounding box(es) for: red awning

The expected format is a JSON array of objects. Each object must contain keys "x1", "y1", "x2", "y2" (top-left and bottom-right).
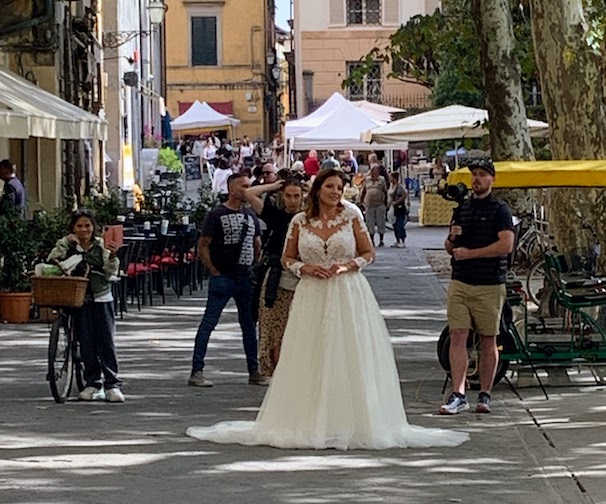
[{"x1": 178, "y1": 101, "x2": 234, "y2": 116}]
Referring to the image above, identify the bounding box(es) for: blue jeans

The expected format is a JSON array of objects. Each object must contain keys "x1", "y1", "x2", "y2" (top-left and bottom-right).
[
  {"x1": 192, "y1": 275, "x2": 258, "y2": 374},
  {"x1": 394, "y1": 212, "x2": 408, "y2": 241}
]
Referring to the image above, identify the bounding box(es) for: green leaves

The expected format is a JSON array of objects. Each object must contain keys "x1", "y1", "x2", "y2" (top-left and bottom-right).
[
  {"x1": 342, "y1": 0, "x2": 539, "y2": 112},
  {"x1": 0, "y1": 211, "x2": 39, "y2": 292}
]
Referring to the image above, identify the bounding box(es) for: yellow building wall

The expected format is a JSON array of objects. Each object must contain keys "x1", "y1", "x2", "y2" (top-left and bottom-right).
[
  {"x1": 301, "y1": 30, "x2": 429, "y2": 104},
  {"x1": 166, "y1": 0, "x2": 269, "y2": 140}
]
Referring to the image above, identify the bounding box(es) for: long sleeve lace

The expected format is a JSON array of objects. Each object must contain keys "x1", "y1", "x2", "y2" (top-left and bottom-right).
[{"x1": 281, "y1": 213, "x2": 305, "y2": 277}]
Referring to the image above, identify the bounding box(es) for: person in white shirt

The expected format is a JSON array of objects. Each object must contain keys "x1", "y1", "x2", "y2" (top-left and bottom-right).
[
  {"x1": 203, "y1": 138, "x2": 218, "y2": 167},
  {"x1": 211, "y1": 158, "x2": 233, "y2": 202},
  {"x1": 239, "y1": 135, "x2": 255, "y2": 168},
  {"x1": 210, "y1": 132, "x2": 221, "y2": 149},
  {"x1": 192, "y1": 136, "x2": 205, "y2": 158}
]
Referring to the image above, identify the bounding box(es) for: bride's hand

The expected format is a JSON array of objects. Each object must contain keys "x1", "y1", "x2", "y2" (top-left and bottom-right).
[
  {"x1": 329, "y1": 264, "x2": 349, "y2": 275},
  {"x1": 301, "y1": 264, "x2": 333, "y2": 279}
]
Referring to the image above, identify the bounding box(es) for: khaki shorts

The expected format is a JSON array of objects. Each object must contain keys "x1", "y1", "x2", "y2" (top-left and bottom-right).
[{"x1": 447, "y1": 280, "x2": 507, "y2": 336}]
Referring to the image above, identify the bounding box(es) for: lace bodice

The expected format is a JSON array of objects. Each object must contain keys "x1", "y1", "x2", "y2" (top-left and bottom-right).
[{"x1": 283, "y1": 206, "x2": 370, "y2": 272}]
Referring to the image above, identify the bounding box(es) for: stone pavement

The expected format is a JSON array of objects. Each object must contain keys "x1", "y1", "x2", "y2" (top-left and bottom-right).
[{"x1": 1, "y1": 222, "x2": 605, "y2": 504}]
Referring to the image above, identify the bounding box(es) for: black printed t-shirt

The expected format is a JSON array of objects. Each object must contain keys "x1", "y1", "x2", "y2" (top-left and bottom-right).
[{"x1": 202, "y1": 205, "x2": 261, "y2": 279}]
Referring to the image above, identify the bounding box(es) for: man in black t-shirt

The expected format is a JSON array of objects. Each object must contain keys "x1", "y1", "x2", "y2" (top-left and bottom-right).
[
  {"x1": 440, "y1": 157, "x2": 514, "y2": 416},
  {"x1": 189, "y1": 173, "x2": 267, "y2": 387}
]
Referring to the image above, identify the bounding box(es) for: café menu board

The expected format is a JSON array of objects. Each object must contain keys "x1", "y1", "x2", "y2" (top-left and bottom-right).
[{"x1": 184, "y1": 155, "x2": 202, "y2": 181}]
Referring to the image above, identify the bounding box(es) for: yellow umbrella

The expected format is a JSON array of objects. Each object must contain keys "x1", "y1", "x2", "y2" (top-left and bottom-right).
[{"x1": 447, "y1": 160, "x2": 606, "y2": 189}]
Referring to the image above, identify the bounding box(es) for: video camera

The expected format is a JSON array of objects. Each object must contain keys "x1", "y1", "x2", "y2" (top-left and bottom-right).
[
  {"x1": 437, "y1": 151, "x2": 494, "y2": 205},
  {"x1": 438, "y1": 181, "x2": 470, "y2": 205}
]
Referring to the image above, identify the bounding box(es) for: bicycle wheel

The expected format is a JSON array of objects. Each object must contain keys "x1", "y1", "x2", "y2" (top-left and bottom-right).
[
  {"x1": 437, "y1": 326, "x2": 510, "y2": 389},
  {"x1": 47, "y1": 316, "x2": 74, "y2": 403},
  {"x1": 526, "y1": 257, "x2": 546, "y2": 306}
]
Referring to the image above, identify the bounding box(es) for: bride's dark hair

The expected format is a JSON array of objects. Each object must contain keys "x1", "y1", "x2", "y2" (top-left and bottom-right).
[{"x1": 305, "y1": 168, "x2": 346, "y2": 220}]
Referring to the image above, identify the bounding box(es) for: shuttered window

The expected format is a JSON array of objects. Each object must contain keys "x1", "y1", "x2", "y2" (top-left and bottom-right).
[
  {"x1": 329, "y1": 0, "x2": 346, "y2": 26},
  {"x1": 382, "y1": 0, "x2": 399, "y2": 25},
  {"x1": 191, "y1": 16, "x2": 218, "y2": 66}
]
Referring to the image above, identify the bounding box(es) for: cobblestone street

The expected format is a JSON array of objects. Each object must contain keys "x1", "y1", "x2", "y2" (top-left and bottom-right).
[{"x1": 1, "y1": 223, "x2": 605, "y2": 504}]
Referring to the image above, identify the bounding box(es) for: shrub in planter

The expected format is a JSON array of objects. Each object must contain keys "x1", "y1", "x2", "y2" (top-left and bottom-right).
[
  {"x1": 157, "y1": 147, "x2": 184, "y2": 174},
  {"x1": 0, "y1": 210, "x2": 40, "y2": 293}
]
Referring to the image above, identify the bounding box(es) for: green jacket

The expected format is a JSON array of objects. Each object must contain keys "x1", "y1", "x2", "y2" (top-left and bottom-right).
[{"x1": 48, "y1": 236, "x2": 120, "y2": 300}]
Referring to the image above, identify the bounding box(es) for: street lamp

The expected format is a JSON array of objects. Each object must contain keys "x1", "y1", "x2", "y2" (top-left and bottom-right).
[
  {"x1": 272, "y1": 65, "x2": 281, "y2": 82},
  {"x1": 266, "y1": 49, "x2": 276, "y2": 66},
  {"x1": 148, "y1": 0, "x2": 168, "y2": 25}
]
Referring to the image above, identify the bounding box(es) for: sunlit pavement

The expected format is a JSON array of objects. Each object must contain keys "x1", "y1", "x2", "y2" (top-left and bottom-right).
[{"x1": 1, "y1": 220, "x2": 605, "y2": 504}]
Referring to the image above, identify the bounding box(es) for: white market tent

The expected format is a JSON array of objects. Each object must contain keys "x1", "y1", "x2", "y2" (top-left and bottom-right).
[
  {"x1": 0, "y1": 67, "x2": 107, "y2": 140},
  {"x1": 291, "y1": 100, "x2": 404, "y2": 151},
  {"x1": 284, "y1": 92, "x2": 347, "y2": 139},
  {"x1": 351, "y1": 100, "x2": 405, "y2": 124},
  {"x1": 170, "y1": 100, "x2": 240, "y2": 132},
  {"x1": 363, "y1": 104, "x2": 549, "y2": 143}
]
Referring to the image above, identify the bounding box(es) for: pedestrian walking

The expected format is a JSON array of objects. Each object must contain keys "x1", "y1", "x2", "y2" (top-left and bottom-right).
[
  {"x1": 361, "y1": 163, "x2": 387, "y2": 247},
  {"x1": 211, "y1": 158, "x2": 233, "y2": 203},
  {"x1": 440, "y1": 156, "x2": 514, "y2": 415},
  {"x1": 0, "y1": 159, "x2": 26, "y2": 217},
  {"x1": 244, "y1": 178, "x2": 304, "y2": 377},
  {"x1": 304, "y1": 150, "x2": 321, "y2": 178},
  {"x1": 47, "y1": 210, "x2": 124, "y2": 402},
  {"x1": 189, "y1": 173, "x2": 267, "y2": 387},
  {"x1": 388, "y1": 172, "x2": 408, "y2": 248}
]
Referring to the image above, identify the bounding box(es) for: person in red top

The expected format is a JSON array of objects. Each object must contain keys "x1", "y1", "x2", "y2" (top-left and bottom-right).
[{"x1": 303, "y1": 150, "x2": 320, "y2": 178}]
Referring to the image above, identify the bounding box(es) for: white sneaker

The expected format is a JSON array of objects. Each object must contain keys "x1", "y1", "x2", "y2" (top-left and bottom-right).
[
  {"x1": 105, "y1": 388, "x2": 125, "y2": 402},
  {"x1": 78, "y1": 386, "x2": 106, "y2": 401}
]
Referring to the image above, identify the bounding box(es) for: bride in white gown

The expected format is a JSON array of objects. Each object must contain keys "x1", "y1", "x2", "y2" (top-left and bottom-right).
[{"x1": 187, "y1": 169, "x2": 469, "y2": 450}]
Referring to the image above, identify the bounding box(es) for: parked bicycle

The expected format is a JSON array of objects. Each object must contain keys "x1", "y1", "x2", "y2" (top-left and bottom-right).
[
  {"x1": 47, "y1": 307, "x2": 84, "y2": 402},
  {"x1": 31, "y1": 276, "x2": 89, "y2": 403}
]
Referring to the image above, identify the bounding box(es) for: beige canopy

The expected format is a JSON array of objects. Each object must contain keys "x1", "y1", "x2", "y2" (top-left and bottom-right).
[{"x1": 0, "y1": 67, "x2": 108, "y2": 140}]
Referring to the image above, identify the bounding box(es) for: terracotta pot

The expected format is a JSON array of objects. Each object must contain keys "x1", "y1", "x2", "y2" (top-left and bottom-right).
[{"x1": 0, "y1": 292, "x2": 32, "y2": 324}]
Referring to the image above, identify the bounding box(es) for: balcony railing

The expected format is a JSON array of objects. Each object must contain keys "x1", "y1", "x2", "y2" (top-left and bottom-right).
[{"x1": 306, "y1": 93, "x2": 433, "y2": 116}]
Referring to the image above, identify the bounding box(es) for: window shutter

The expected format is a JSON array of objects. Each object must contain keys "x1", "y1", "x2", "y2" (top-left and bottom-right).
[
  {"x1": 329, "y1": 0, "x2": 346, "y2": 26},
  {"x1": 382, "y1": 0, "x2": 399, "y2": 26},
  {"x1": 191, "y1": 16, "x2": 218, "y2": 66}
]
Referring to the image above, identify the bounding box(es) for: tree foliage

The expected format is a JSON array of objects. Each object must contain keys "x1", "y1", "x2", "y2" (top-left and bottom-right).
[{"x1": 342, "y1": 0, "x2": 540, "y2": 112}]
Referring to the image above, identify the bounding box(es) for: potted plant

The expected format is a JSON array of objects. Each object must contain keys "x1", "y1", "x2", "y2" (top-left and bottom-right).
[
  {"x1": 0, "y1": 210, "x2": 40, "y2": 323},
  {"x1": 157, "y1": 147, "x2": 184, "y2": 180}
]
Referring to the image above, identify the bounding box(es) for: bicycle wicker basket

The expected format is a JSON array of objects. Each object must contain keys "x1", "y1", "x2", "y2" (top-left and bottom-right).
[{"x1": 31, "y1": 276, "x2": 89, "y2": 308}]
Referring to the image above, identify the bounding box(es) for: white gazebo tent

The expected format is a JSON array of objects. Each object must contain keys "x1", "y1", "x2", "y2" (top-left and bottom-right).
[
  {"x1": 363, "y1": 104, "x2": 549, "y2": 143},
  {"x1": 284, "y1": 92, "x2": 347, "y2": 139},
  {"x1": 351, "y1": 100, "x2": 405, "y2": 124},
  {"x1": 292, "y1": 100, "x2": 403, "y2": 151},
  {"x1": 170, "y1": 100, "x2": 240, "y2": 135}
]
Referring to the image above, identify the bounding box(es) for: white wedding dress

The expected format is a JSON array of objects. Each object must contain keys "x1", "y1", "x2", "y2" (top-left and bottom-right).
[{"x1": 187, "y1": 207, "x2": 469, "y2": 450}]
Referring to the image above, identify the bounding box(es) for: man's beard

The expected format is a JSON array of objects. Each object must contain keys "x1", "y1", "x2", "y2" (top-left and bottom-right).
[{"x1": 472, "y1": 184, "x2": 490, "y2": 197}]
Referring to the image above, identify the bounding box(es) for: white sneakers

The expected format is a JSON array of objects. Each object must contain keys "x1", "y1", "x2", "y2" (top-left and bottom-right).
[
  {"x1": 105, "y1": 388, "x2": 125, "y2": 402},
  {"x1": 78, "y1": 386, "x2": 125, "y2": 402},
  {"x1": 78, "y1": 386, "x2": 106, "y2": 401}
]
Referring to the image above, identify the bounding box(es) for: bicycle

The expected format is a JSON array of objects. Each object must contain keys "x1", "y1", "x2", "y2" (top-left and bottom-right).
[
  {"x1": 47, "y1": 308, "x2": 84, "y2": 403},
  {"x1": 31, "y1": 275, "x2": 89, "y2": 403}
]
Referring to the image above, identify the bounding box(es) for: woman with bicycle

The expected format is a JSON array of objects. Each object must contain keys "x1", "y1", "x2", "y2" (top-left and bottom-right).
[{"x1": 48, "y1": 210, "x2": 125, "y2": 402}]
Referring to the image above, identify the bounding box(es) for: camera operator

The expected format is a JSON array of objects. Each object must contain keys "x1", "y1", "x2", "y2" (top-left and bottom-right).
[{"x1": 440, "y1": 157, "x2": 514, "y2": 416}]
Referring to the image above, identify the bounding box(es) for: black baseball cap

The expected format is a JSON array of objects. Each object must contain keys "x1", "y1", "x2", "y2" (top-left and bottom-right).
[{"x1": 468, "y1": 157, "x2": 495, "y2": 176}]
